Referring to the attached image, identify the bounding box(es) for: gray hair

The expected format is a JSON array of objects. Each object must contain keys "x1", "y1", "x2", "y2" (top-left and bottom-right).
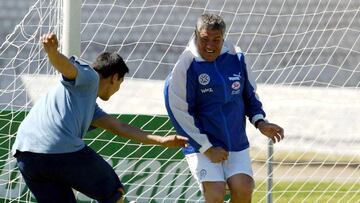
[{"x1": 196, "y1": 13, "x2": 226, "y2": 35}]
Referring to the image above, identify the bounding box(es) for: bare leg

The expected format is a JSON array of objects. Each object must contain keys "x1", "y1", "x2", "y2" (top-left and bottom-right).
[
  {"x1": 202, "y1": 181, "x2": 227, "y2": 203},
  {"x1": 227, "y1": 174, "x2": 254, "y2": 203},
  {"x1": 116, "y1": 188, "x2": 125, "y2": 203},
  {"x1": 116, "y1": 198, "x2": 124, "y2": 203}
]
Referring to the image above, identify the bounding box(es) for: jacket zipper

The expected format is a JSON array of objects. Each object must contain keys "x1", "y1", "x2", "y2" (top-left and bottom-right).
[{"x1": 214, "y1": 62, "x2": 232, "y2": 149}]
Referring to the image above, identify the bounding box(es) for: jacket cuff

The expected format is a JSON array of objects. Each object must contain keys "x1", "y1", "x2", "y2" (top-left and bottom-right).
[
  {"x1": 199, "y1": 142, "x2": 213, "y2": 154},
  {"x1": 251, "y1": 114, "x2": 265, "y2": 125}
]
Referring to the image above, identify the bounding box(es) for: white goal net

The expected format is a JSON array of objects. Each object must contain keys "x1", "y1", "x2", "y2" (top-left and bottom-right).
[{"x1": 0, "y1": 0, "x2": 359, "y2": 202}]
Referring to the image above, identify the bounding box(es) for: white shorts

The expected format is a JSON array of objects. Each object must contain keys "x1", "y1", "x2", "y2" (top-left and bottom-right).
[{"x1": 185, "y1": 148, "x2": 253, "y2": 190}]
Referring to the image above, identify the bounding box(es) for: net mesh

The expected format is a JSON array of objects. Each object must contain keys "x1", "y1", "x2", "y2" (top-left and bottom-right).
[{"x1": 0, "y1": 0, "x2": 359, "y2": 202}]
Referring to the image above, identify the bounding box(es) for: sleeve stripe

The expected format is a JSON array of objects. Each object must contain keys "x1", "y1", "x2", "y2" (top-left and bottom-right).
[{"x1": 167, "y1": 53, "x2": 212, "y2": 152}]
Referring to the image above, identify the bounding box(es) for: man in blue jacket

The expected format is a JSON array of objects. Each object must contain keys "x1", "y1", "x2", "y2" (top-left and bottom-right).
[
  {"x1": 12, "y1": 33, "x2": 188, "y2": 203},
  {"x1": 164, "y1": 14, "x2": 284, "y2": 203}
]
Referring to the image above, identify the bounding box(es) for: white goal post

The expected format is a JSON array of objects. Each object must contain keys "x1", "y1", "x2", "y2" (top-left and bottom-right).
[
  {"x1": 61, "y1": 0, "x2": 81, "y2": 57},
  {"x1": 0, "y1": 0, "x2": 359, "y2": 202}
]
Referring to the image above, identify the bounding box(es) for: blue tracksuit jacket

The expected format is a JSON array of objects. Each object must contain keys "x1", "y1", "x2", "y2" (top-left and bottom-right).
[{"x1": 164, "y1": 39, "x2": 266, "y2": 155}]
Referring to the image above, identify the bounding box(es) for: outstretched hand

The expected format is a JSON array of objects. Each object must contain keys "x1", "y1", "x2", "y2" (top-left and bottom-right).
[
  {"x1": 40, "y1": 33, "x2": 59, "y2": 55},
  {"x1": 160, "y1": 135, "x2": 188, "y2": 148},
  {"x1": 258, "y1": 122, "x2": 284, "y2": 143}
]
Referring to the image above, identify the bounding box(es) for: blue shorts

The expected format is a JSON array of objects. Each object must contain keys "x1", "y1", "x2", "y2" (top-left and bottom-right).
[{"x1": 15, "y1": 146, "x2": 124, "y2": 203}]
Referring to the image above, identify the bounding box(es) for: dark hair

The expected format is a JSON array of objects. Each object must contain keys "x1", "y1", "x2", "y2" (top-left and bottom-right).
[
  {"x1": 196, "y1": 13, "x2": 226, "y2": 35},
  {"x1": 92, "y1": 52, "x2": 129, "y2": 79}
]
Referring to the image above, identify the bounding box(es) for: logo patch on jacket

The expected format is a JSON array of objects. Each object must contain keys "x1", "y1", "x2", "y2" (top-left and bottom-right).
[
  {"x1": 228, "y1": 72, "x2": 241, "y2": 81},
  {"x1": 232, "y1": 81, "x2": 241, "y2": 90},
  {"x1": 231, "y1": 81, "x2": 241, "y2": 95},
  {"x1": 198, "y1": 73, "x2": 210, "y2": 85}
]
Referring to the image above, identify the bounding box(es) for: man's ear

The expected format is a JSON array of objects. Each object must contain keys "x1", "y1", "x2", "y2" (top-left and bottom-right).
[
  {"x1": 109, "y1": 74, "x2": 116, "y2": 84},
  {"x1": 110, "y1": 74, "x2": 117, "y2": 84}
]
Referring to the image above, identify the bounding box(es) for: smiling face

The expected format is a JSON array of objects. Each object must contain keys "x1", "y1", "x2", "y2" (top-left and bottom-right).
[{"x1": 195, "y1": 28, "x2": 224, "y2": 62}]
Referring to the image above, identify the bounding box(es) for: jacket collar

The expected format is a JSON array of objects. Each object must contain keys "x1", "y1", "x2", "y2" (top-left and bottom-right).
[{"x1": 187, "y1": 37, "x2": 236, "y2": 62}]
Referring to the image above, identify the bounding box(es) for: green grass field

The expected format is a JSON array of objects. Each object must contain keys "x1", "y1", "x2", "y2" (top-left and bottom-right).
[
  {"x1": 0, "y1": 181, "x2": 358, "y2": 203},
  {"x1": 252, "y1": 181, "x2": 360, "y2": 203}
]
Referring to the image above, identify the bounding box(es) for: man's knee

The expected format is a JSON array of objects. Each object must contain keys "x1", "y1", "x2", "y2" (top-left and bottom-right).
[
  {"x1": 203, "y1": 182, "x2": 226, "y2": 202},
  {"x1": 231, "y1": 185, "x2": 253, "y2": 199},
  {"x1": 227, "y1": 174, "x2": 254, "y2": 201}
]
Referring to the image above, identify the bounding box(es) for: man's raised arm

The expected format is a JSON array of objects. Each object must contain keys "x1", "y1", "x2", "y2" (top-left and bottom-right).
[{"x1": 41, "y1": 33, "x2": 77, "y2": 80}]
